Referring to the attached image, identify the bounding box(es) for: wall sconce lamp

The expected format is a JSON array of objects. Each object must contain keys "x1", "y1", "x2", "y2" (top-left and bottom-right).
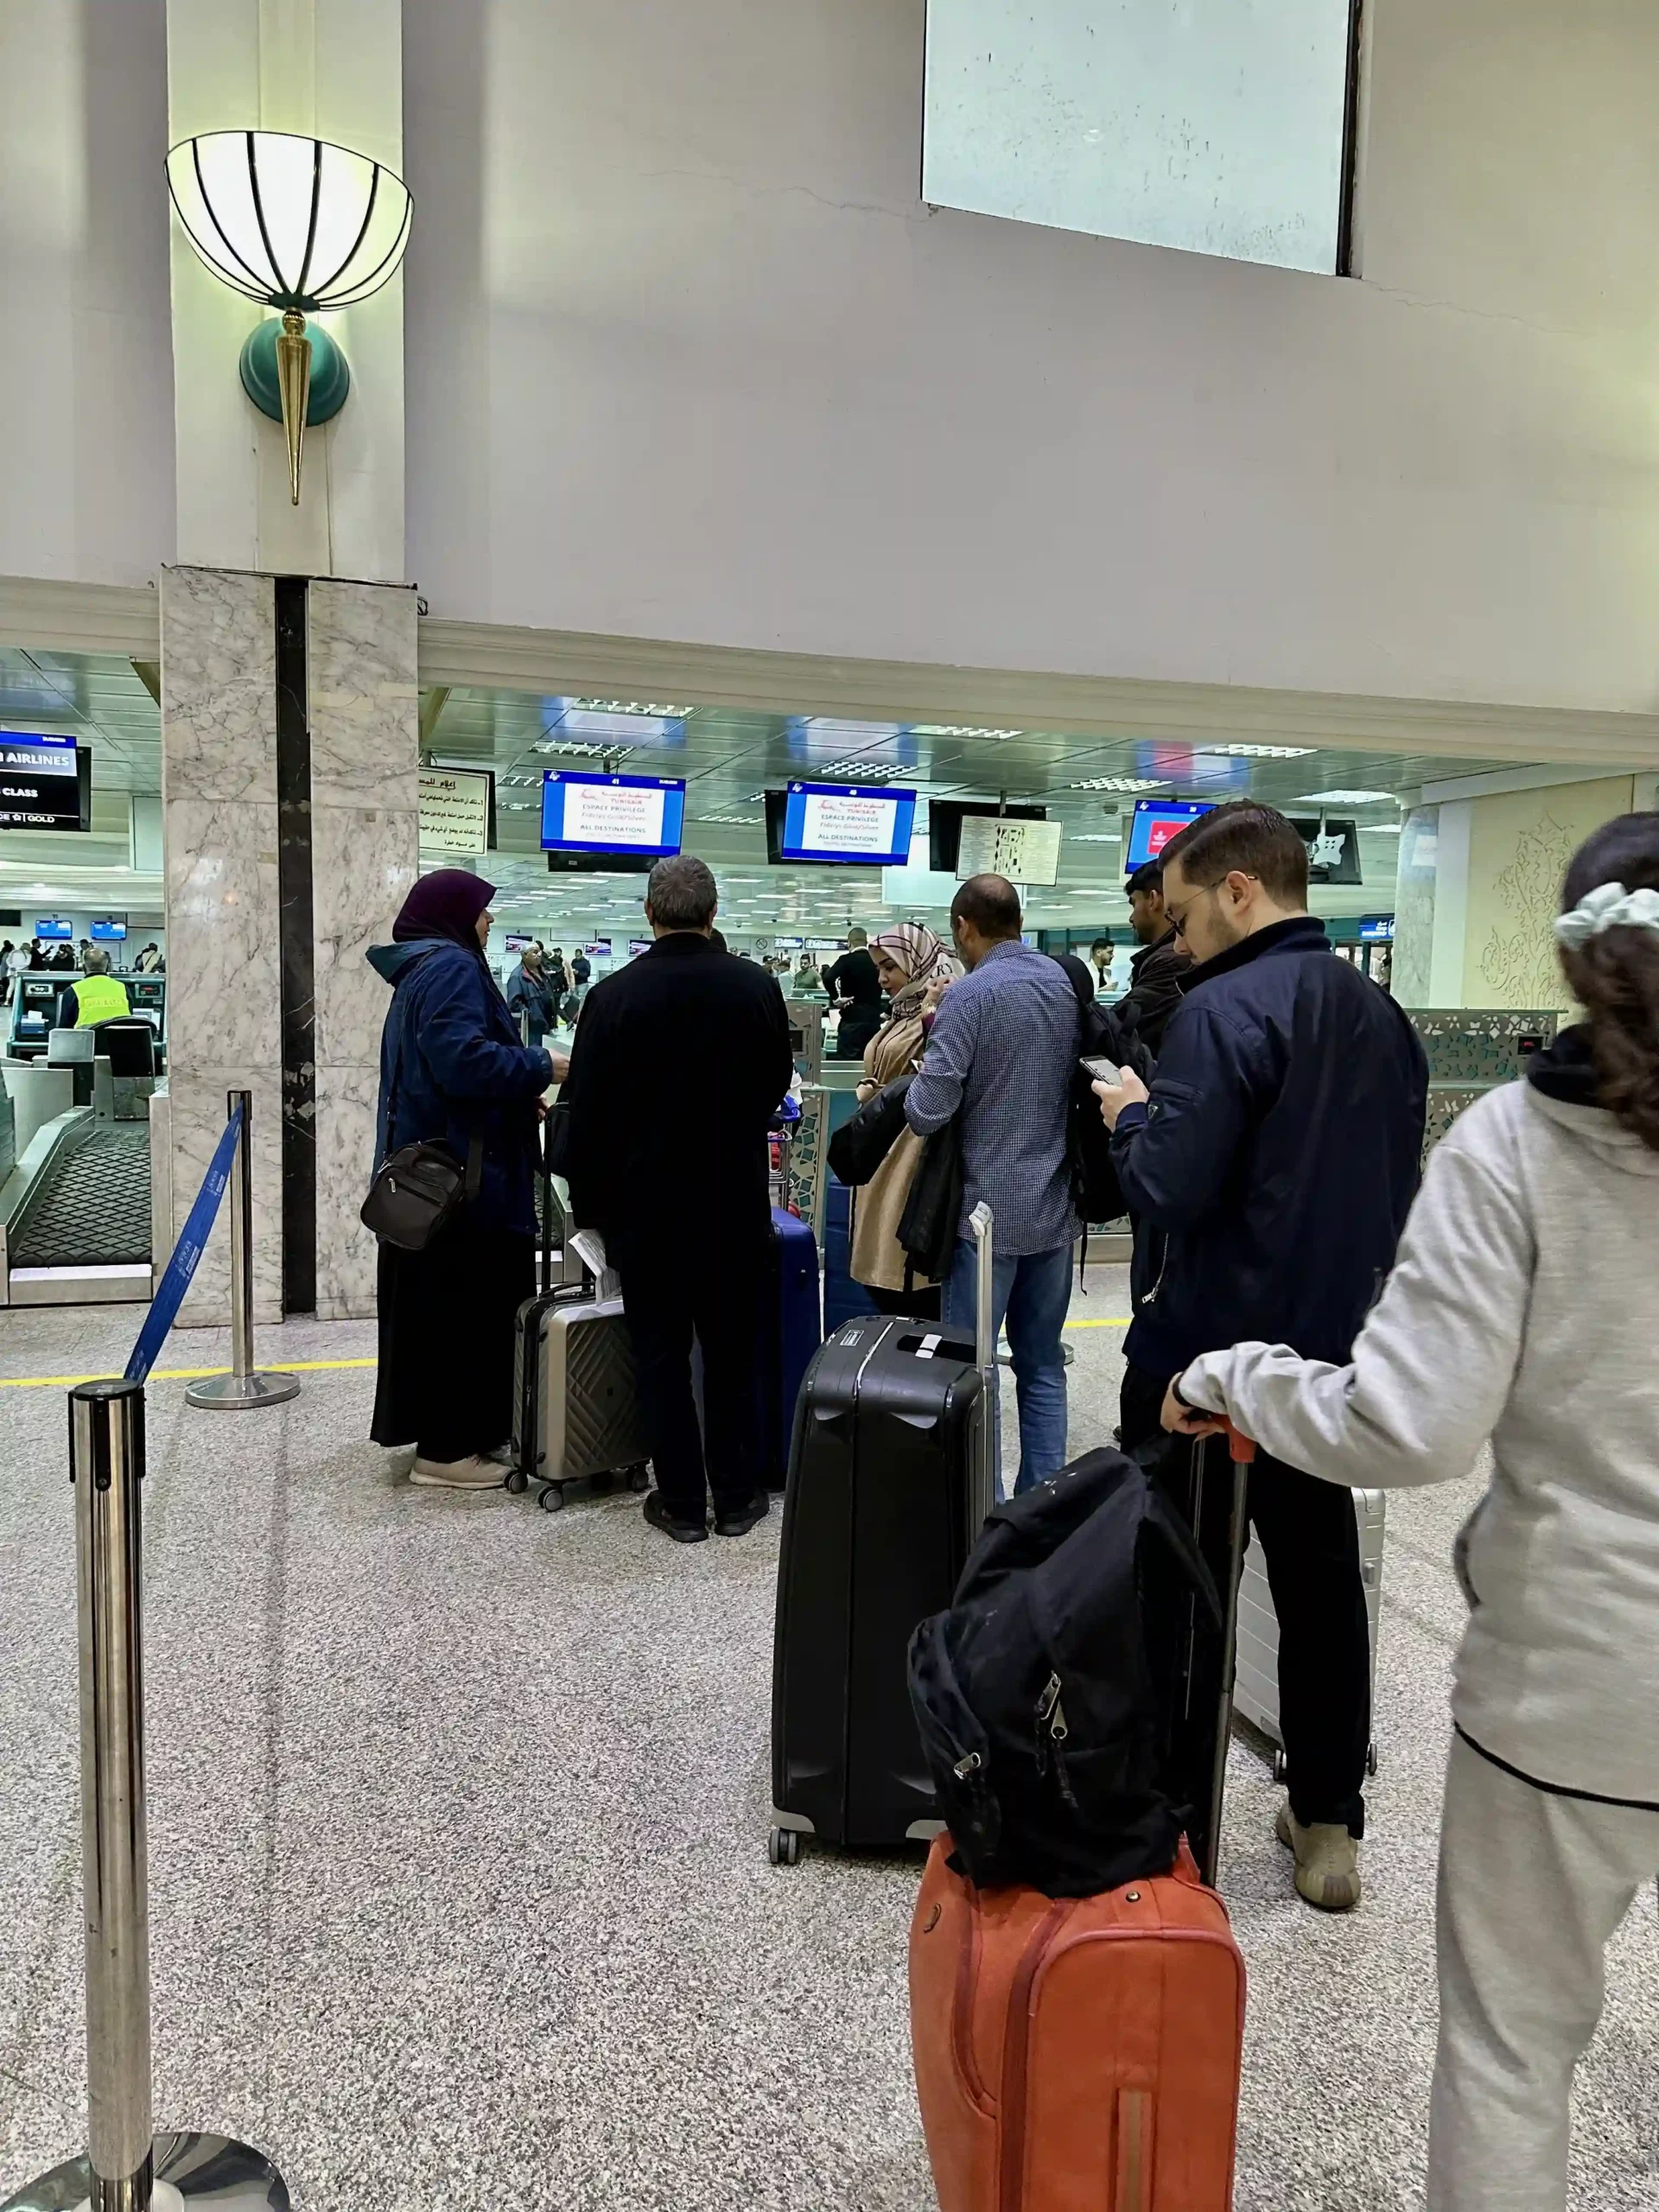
[{"x1": 165, "y1": 130, "x2": 412, "y2": 505}]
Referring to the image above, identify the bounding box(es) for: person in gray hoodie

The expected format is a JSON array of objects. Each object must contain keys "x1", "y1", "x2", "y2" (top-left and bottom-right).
[{"x1": 1158, "y1": 811, "x2": 1659, "y2": 2212}]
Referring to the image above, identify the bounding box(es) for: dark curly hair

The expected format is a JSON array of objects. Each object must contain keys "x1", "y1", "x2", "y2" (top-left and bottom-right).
[{"x1": 1558, "y1": 811, "x2": 1659, "y2": 1153}]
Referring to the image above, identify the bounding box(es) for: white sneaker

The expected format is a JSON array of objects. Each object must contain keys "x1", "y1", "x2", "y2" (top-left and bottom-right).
[
  {"x1": 410, "y1": 1453, "x2": 504, "y2": 1490},
  {"x1": 1275, "y1": 1800, "x2": 1362, "y2": 1911}
]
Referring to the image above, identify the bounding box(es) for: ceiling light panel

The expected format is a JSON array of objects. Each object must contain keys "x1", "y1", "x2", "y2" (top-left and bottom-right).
[
  {"x1": 1193, "y1": 744, "x2": 1319, "y2": 759},
  {"x1": 1064, "y1": 776, "x2": 1169, "y2": 793},
  {"x1": 1293, "y1": 789, "x2": 1399, "y2": 804}
]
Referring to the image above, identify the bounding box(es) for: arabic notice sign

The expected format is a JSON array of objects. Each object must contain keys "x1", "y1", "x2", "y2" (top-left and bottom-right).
[{"x1": 419, "y1": 769, "x2": 493, "y2": 853}]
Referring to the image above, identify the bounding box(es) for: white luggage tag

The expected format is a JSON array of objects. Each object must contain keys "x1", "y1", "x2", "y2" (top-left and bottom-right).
[{"x1": 569, "y1": 1227, "x2": 622, "y2": 1301}]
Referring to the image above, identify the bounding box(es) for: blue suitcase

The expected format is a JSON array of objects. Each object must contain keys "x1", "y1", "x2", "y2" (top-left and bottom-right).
[
  {"x1": 763, "y1": 1205, "x2": 822, "y2": 1491},
  {"x1": 822, "y1": 1181, "x2": 880, "y2": 1334}
]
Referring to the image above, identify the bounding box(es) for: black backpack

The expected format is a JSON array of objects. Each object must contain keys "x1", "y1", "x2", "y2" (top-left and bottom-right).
[{"x1": 907, "y1": 1446, "x2": 1220, "y2": 1897}]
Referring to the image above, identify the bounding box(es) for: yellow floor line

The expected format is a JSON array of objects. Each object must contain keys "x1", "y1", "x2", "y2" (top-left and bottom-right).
[
  {"x1": 0, "y1": 1357, "x2": 378, "y2": 1391},
  {"x1": 3, "y1": 1325, "x2": 1128, "y2": 1395}
]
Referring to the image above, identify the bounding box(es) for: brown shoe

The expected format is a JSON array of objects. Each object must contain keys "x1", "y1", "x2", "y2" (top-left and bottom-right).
[{"x1": 1275, "y1": 1801, "x2": 1362, "y2": 1911}]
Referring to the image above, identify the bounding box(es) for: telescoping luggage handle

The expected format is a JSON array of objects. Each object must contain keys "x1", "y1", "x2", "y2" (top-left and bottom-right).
[
  {"x1": 968, "y1": 1202, "x2": 997, "y2": 1523},
  {"x1": 1197, "y1": 1420, "x2": 1256, "y2": 1890}
]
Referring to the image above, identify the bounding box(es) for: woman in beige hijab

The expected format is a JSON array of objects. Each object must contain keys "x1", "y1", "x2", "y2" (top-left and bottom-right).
[{"x1": 850, "y1": 922, "x2": 957, "y2": 1319}]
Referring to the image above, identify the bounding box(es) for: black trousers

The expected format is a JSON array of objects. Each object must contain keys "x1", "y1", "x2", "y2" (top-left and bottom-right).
[
  {"x1": 867, "y1": 1281, "x2": 943, "y2": 1321},
  {"x1": 1121, "y1": 1361, "x2": 1370, "y2": 1837},
  {"x1": 616, "y1": 1237, "x2": 766, "y2": 1522},
  {"x1": 372, "y1": 1223, "x2": 535, "y2": 1462}
]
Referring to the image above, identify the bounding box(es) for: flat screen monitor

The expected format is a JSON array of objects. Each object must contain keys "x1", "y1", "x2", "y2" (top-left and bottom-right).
[
  {"x1": 540, "y1": 771, "x2": 685, "y2": 857},
  {"x1": 34, "y1": 917, "x2": 73, "y2": 939},
  {"x1": 503, "y1": 933, "x2": 535, "y2": 952},
  {"x1": 90, "y1": 918, "x2": 127, "y2": 942},
  {"x1": 627, "y1": 938, "x2": 653, "y2": 957},
  {"x1": 1123, "y1": 799, "x2": 1213, "y2": 874},
  {"x1": 766, "y1": 783, "x2": 918, "y2": 867},
  {"x1": 927, "y1": 800, "x2": 1047, "y2": 873},
  {"x1": 0, "y1": 734, "x2": 91, "y2": 832}
]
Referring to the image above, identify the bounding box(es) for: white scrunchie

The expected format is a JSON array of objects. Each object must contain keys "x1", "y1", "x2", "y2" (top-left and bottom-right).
[{"x1": 1554, "y1": 880, "x2": 1659, "y2": 951}]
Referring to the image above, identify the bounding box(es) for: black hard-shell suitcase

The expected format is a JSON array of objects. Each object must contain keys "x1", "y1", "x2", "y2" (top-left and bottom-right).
[{"x1": 768, "y1": 1202, "x2": 999, "y2": 1864}]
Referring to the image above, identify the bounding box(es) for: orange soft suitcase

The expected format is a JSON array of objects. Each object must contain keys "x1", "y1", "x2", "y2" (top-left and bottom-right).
[{"x1": 908, "y1": 1834, "x2": 1246, "y2": 2212}]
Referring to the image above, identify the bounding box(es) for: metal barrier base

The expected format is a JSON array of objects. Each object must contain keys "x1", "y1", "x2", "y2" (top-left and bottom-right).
[
  {"x1": 2, "y1": 2130, "x2": 289, "y2": 2209},
  {"x1": 183, "y1": 1370, "x2": 301, "y2": 1411}
]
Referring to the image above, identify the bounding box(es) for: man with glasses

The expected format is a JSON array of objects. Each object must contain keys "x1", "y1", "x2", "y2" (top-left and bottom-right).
[{"x1": 1092, "y1": 800, "x2": 1427, "y2": 1914}]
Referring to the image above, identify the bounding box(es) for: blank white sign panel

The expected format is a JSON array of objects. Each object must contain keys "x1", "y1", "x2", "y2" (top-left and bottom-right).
[{"x1": 923, "y1": 0, "x2": 1354, "y2": 275}]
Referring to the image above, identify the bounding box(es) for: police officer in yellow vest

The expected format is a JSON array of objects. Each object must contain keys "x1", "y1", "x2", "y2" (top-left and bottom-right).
[{"x1": 56, "y1": 947, "x2": 130, "y2": 1029}]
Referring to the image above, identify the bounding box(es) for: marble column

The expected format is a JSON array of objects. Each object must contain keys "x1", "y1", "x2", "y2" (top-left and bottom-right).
[
  {"x1": 308, "y1": 580, "x2": 420, "y2": 1319},
  {"x1": 160, "y1": 565, "x2": 285, "y2": 1325},
  {"x1": 160, "y1": 566, "x2": 417, "y2": 1326}
]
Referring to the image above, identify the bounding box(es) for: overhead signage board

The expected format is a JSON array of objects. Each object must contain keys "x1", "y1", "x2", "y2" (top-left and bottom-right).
[
  {"x1": 1287, "y1": 816, "x2": 1363, "y2": 885},
  {"x1": 1122, "y1": 798, "x2": 1212, "y2": 873},
  {"x1": 0, "y1": 732, "x2": 89, "y2": 831},
  {"x1": 419, "y1": 767, "x2": 494, "y2": 853},
  {"x1": 541, "y1": 772, "x2": 686, "y2": 856},
  {"x1": 774, "y1": 782, "x2": 918, "y2": 867},
  {"x1": 955, "y1": 815, "x2": 1064, "y2": 886}
]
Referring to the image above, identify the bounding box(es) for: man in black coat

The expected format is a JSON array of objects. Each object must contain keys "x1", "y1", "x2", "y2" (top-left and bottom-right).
[
  {"x1": 1116, "y1": 860, "x2": 1192, "y2": 1057},
  {"x1": 560, "y1": 855, "x2": 795, "y2": 1543},
  {"x1": 1094, "y1": 801, "x2": 1427, "y2": 1916},
  {"x1": 820, "y1": 927, "x2": 884, "y2": 1058}
]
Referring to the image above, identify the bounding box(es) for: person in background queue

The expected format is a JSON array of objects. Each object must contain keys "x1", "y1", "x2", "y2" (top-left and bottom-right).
[
  {"x1": 133, "y1": 941, "x2": 164, "y2": 975},
  {"x1": 821, "y1": 927, "x2": 884, "y2": 1059},
  {"x1": 570, "y1": 947, "x2": 592, "y2": 1000},
  {"x1": 1160, "y1": 812, "x2": 1659, "y2": 2212},
  {"x1": 851, "y1": 922, "x2": 959, "y2": 1320},
  {"x1": 55, "y1": 947, "x2": 130, "y2": 1029},
  {"x1": 366, "y1": 871, "x2": 563, "y2": 1489},
  {"x1": 558, "y1": 855, "x2": 794, "y2": 1544},
  {"x1": 1096, "y1": 800, "x2": 1427, "y2": 1912},
  {"x1": 1089, "y1": 937, "x2": 1116, "y2": 997},
  {"x1": 905, "y1": 874, "x2": 1078, "y2": 1495},
  {"x1": 1116, "y1": 859, "x2": 1192, "y2": 1056},
  {"x1": 505, "y1": 940, "x2": 559, "y2": 1048}
]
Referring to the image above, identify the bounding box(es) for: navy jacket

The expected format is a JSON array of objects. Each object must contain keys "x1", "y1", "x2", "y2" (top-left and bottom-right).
[
  {"x1": 1111, "y1": 918, "x2": 1427, "y2": 1376},
  {"x1": 367, "y1": 938, "x2": 553, "y2": 1238}
]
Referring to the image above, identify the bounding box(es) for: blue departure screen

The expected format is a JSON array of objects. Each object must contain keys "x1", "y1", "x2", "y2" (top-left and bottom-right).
[
  {"x1": 540, "y1": 772, "x2": 686, "y2": 855},
  {"x1": 779, "y1": 783, "x2": 917, "y2": 866}
]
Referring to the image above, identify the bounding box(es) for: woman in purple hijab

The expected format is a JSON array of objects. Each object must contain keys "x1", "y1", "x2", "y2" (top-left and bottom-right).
[{"x1": 365, "y1": 871, "x2": 565, "y2": 1486}]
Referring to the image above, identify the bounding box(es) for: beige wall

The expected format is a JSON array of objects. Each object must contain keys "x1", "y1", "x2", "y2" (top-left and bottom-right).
[{"x1": 1461, "y1": 777, "x2": 1637, "y2": 1012}]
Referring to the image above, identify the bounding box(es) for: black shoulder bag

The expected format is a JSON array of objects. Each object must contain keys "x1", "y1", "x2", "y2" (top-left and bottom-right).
[{"x1": 359, "y1": 1043, "x2": 484, "y2": 1252}]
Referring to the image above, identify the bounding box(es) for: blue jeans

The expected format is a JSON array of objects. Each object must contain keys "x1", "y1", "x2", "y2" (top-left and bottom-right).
[{"x1": 942, "y1": 1238, "x2": 1071, "y2": 1498}]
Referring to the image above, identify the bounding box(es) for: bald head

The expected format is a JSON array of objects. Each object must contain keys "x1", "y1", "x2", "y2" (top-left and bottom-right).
[{"x1": 950, "y1": 873, "x2": 1022, "y2": 970}]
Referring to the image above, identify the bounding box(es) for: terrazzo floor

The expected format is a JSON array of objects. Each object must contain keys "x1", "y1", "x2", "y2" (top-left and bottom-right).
[{"x1": 3, "y1": 1274, "x2": 1657, "y2": 2210}]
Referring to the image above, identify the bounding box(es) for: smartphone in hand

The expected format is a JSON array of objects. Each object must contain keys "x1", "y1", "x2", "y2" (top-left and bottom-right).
[{"x1": 1080, "y1": 1054, "x2": 1122, "y2": 1087}]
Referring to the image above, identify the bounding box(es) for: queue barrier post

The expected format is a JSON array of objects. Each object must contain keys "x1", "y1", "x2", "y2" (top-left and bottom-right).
[
  {"x1": 184, "y1": 1090, "x2": 299, "y2": 1412},
  {"x1": 0, "y1": 1382, "x2": 289, "y2": 2212}
]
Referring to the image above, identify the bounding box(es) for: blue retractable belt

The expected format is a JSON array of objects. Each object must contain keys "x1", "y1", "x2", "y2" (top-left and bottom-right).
[{"x1": 124, "y1": 1103, "x2": 244, "y2": 1384}]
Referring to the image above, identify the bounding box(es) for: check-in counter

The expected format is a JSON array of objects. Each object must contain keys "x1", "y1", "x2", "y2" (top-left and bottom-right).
[{"x1": 3, "y1": 1059, "x2": 76, "y2": 1157}]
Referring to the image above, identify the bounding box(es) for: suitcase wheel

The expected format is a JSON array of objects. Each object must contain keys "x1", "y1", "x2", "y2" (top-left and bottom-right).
[
  {"x1": 1272, "y1": 1749, "x2": 1288, "y2": 1786},
  {"x1": 537, "y1": 1484, "x2": 566, "y2": 1513},
  {"x1": 504, "y1": 1468, "x2": 528, "y2": 1497},
  {"x1": 627, "y1": 1465, "x2": 652, "y2": 1493},
  {"x1": 1367, "y1": 1742, "x2": 1379, "y2": 1779},
  {"x1": 767, "y1": 1826, "x2": 801, "y2": 1867}
]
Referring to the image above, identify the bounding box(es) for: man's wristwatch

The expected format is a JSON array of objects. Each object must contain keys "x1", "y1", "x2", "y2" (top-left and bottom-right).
[{"x1": 1170, "y1": 1372, "x2": 1197, "y2": 1411}]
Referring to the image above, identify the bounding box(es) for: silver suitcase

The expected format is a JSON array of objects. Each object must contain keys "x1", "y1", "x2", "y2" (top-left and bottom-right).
[
  {"x1": 1234, "y1": 1488, "x2": 1384, "y2": 1778},
  {"x1": 506, "y1": 1196, "x2": 650, "y2": 1513}
]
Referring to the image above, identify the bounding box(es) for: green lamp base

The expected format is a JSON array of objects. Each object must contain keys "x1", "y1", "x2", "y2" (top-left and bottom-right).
[{"x1": 238, "y1": 317, "x2": 351, "y2": 426}]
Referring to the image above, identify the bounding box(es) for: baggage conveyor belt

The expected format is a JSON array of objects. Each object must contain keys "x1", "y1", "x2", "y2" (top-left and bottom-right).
[
  {"x1": 10, "y1": 1121, "x2": 151, "y2": 1266},
  {"x1": 2, "y1": 1113, "x2": 153, "y2": 1302}
]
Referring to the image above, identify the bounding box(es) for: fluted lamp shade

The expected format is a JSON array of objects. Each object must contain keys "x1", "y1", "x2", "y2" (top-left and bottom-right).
[{"x1": 165, "y1": 130, "x2": 413, "y2": 503}]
